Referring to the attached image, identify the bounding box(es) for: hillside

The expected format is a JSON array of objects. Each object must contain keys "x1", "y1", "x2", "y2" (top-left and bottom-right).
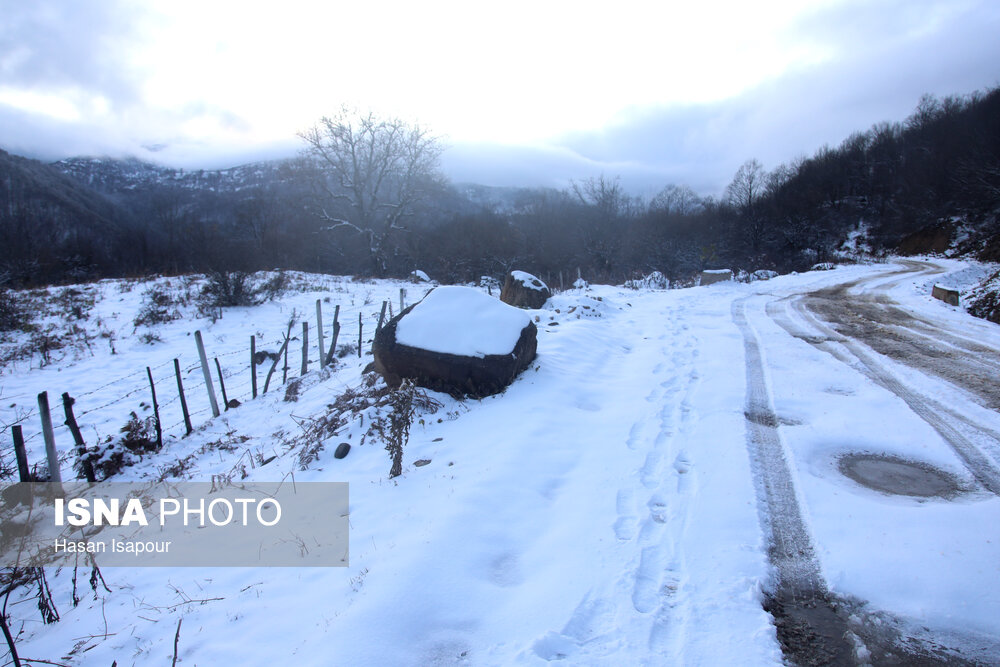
[
  {"x1": 0, "y1": 149, "x2": 134, "y2": 283},
  {"x1": 1, "y1": 261, "x2": 999, "y2": 665}
]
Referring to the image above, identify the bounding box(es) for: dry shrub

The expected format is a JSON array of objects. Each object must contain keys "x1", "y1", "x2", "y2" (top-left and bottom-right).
[{"x1": 78, "y1": 411, "x2": 160, "y2": 480}]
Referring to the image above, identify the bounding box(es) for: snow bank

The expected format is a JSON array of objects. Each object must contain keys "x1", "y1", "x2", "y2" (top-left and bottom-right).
[{"x1": 395, "y1": 285, "x2": 531, "y2": 357}]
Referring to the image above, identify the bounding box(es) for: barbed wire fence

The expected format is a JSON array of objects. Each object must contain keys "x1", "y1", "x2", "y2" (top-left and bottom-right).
[{"x1": 3, "y1": 292, "x2": 409, "y2": 482}]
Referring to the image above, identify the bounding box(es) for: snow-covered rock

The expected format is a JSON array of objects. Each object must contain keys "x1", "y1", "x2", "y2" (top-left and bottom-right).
[
  {"x1": 409, "y1": 269, "x2": 431, "y2": 283},
  {"x1": 373, "y1": 286, "x2": 537, "y2": 398},
  {"x1": 500, "y1": 270, "x2": 551, "y2": 309},
  {"x1": 751, "y1": 269, "x2": 779, "y2": 282}
]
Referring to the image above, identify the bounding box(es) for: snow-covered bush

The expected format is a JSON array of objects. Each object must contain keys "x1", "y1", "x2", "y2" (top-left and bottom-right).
[
  {"x1": 752, "y1": 270, "x2": 779, "y2": 281},
  {"x1": 79, "y1": 411, "x2": 160, "y2": 480},
  {"x1": 624, "y1": 271, "x2": 669, "y2": 290},
  {"x1": 479, "y1": 276, "x2": 501, "y2": 292},
  {"x1": 133, "y1": 285, "x2": 182, "y2": 327},
  {"x1": 810, "y1": 262, "x2": 836, "y2": 271}
]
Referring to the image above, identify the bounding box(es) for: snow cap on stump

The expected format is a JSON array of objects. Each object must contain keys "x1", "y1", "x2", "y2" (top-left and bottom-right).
[
  {"x1": 372, "y1": 286, "x2": 537, "y2": 398},
  {"x1": 500, "y1": 270, "x2": 551, "y2": 309}
]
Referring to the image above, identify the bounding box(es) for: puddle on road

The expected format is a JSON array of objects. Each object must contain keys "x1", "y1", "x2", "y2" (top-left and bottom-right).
[{"x1": 838, "y1": 453, "x2": 963, "y2": 499}]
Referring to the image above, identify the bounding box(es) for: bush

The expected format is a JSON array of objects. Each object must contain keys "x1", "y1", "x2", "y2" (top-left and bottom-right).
[
  {"x1": 257, "y1": 271, "x2": 290, "y2": 301},
  {"x1": 78, "y1": 411, "x2": 160, "y2": 480},
  {"x1": 0, "y1": 288, "x2": 25, "y2": 331},
  {"x1": 134, "y1": 286, "x2": 181, "y2": 327},
  {"x1": 55, "y1": 287, "x2": 95, "y2": 320},
  {"x1": 197, "y1": 271, "x2": 260, "y2": 319}
]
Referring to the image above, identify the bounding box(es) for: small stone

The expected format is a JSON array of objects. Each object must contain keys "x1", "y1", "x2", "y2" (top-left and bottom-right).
[
  {"x1": 414, "y1": 459, "x2": 431, "y2": 467},
  {"x1": 334, "y1": 442, "x2": 351, "y2": 459}
]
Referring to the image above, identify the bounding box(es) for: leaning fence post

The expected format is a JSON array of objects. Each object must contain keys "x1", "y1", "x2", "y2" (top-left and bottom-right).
[
  {"x1": 377, "y1": 301, "x2": 388, "y2": 332},
  {"x1": 215, "y1": 358, "x2": 230, "y2": 410},
  {"x1": 11, "y1": 425, "x2": 30, "y2": 482},
  {"x1": 37, "y1": 391, "x2": 61, "y2": 483},
  {"x1": 61, "y1": 392, "x2": 95, "y2": 483},
  {"x1": 146, "y1": 366, "x2": 163, "y2": 449},
  {"x1": 174, "y1": 359, "x2": 193, "y2": 436},
  {"x1": 316, "y1": 300, "x2": 326, "y2": 369},
  {"x1": 250, "y1": 335, "x2": 258, "y2": 399},
  {"x1": 325, "y1": 305, "x2": 341, "y2": 365},
  {"x1": 263, "y1": 335, "x2": 290, "y2": 394},
  {"x1": 194, "y1": 330, "x2": 220, "y2": 418}
]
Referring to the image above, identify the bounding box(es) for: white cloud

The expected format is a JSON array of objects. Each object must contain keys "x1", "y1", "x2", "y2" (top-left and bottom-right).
[{"x1": 0, "y1": 0, "x2": 998, "y2": 188}]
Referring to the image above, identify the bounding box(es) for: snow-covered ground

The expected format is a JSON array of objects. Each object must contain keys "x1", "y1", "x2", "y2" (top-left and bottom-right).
[{"x1": 2, "y1": 261, "x2": 999, "y2": 665}]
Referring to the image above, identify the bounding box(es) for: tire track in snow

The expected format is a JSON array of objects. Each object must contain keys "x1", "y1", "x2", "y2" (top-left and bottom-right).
[
  {"x1": 760, "y1": 270, "x2": 1000, "y2": 664},
  {"x1": 772, "y1": 294, "x2": 1000, "y2": 495},
  {"x1": 732, "y1": 297, "x2": 857, "y2": 666}
]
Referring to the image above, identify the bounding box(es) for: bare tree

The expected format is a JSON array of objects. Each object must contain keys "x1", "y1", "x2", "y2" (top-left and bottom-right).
[
  {"x1": 725, "y1": 158, "x2": 769, "y2": 253},
  {"x1": 649, "y1": 183, "x2": 704, "y2": 216},
  {"x1": 571, "y1": 174, "x2": 637, "y2": 221},
  {"x1": 298, "y1": 108, "x2": 445, "y2": 275}
]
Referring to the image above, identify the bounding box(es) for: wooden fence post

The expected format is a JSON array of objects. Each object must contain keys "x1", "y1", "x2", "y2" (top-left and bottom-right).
[
  {"x1": 400, "y1": 288, "x2": 406, "y2": 313},
  {"x1": 263, "y1": 335, "x2": 290, "y2": 394},
  {"x1": 377, "y1": 301, "x2": 388, "y2": 332},
  {"x1": 146, "y1": 366, "x2": 163, "y2": 449},
  {"x1": 61, "y1": 393, "x2": 95, "y2": 483},
  {"x1": 250, "y1": 335, "x2": 258, "y2": 399},
  {"x1": 316, "y1": 300, "x2": 326, "y2": 369},
  {"x1": 37, "y1": 391, "x2": 61, "y2": 483},
  {"x1": 358, "y1": 312, "x2": 363, "y2": 358},
  {"x1": 194, "y1": 330, "x2": 220, "y2": 418},
  {"x1": 282, "y1": 331, "x2": 290, "y2": 384},
  {"x1": 265, "y1": 320, "x2": 294, "y2": 394},
  {"x1": 214, "y1": 358, "x2": 230, "y2": 410},
  {"x1": 325, "y1": 305, "x2": 341, "y2": 365},
  {"x1": 174, "y1": 359, "x2": 193, "y2": 436},
  {"x1": 11, "y1": 425, "x2": 30, "y2": 482},
  {"x1": 301, "y1": 322, "x2": 309, "y2": 375}
]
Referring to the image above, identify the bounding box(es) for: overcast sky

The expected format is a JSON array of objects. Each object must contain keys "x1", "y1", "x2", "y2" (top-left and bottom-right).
[{"x1": 2, "y1": 0, "x2": 999, "y2": 196}]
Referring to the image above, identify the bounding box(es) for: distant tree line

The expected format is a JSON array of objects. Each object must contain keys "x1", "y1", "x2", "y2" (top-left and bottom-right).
[{"x1": 2, "y1": 87, "x2": 999, "y2": 289}]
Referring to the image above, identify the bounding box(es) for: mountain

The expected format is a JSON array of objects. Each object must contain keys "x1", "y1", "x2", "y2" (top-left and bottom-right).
[
  {"x1": 54, "y1": 156, "x2": 294, "y2": 197},
  {"x1": 0, "y1": 148, "x2": 134, "y2": 283}
]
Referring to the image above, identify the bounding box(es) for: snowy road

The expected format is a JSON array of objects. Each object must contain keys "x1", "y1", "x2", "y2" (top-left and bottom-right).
[{"x1": 7, "y1": 261, "x2": 1000, "y2": 666}]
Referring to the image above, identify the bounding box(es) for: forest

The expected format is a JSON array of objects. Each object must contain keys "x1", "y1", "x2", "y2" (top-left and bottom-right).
[{"x1": 1, "y1": 87, "x2": 999, "y2": 289}]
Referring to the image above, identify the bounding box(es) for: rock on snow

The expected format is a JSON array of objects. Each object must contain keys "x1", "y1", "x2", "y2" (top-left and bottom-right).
[{"x1": 373, "y1": 285, "x2": 537, "y2": 397}]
